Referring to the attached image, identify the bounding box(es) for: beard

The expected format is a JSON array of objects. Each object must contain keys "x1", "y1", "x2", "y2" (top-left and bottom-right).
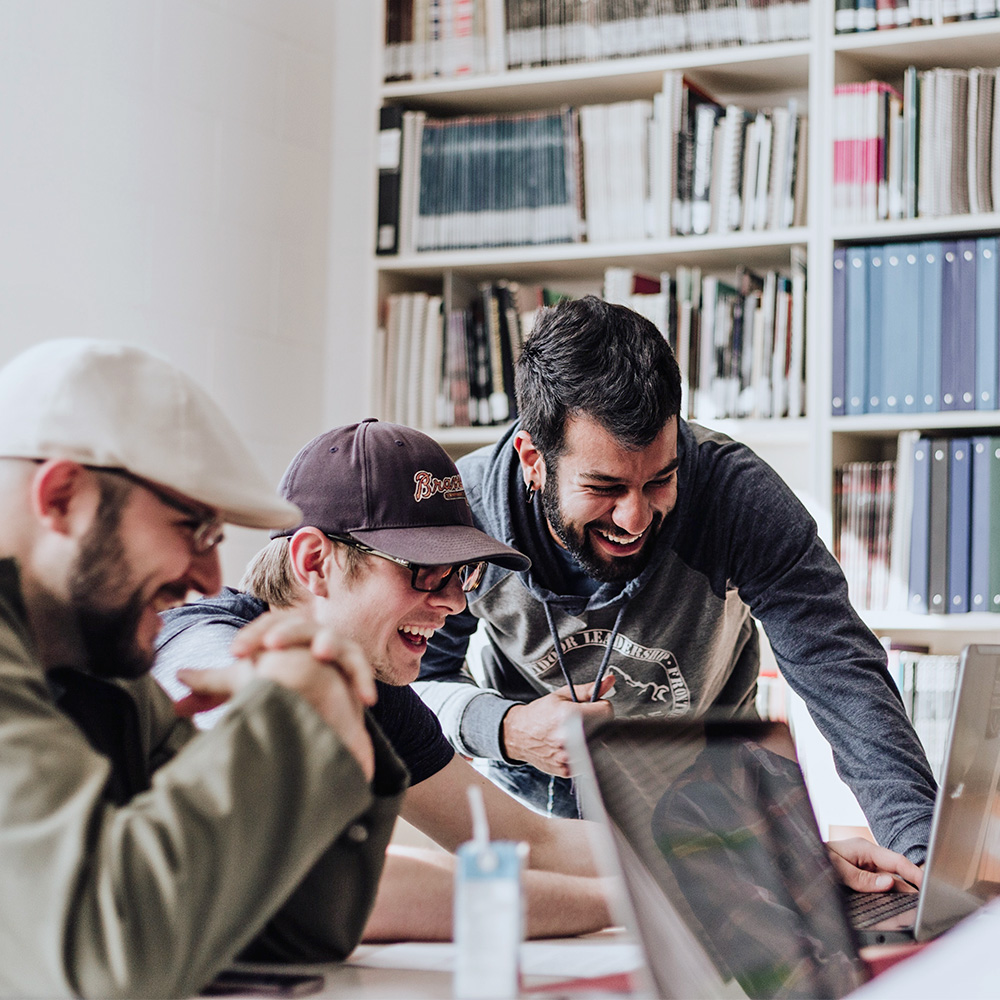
[
  {"x1": 67, "y1": 493, "x2": 152, "y2": 681},
  {"x1": 540, "y1": 471, "x2": 662, "y2": 584}
]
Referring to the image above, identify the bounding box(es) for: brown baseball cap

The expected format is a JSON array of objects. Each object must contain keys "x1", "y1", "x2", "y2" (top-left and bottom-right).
[{"x1": 272, "y1": 419, "x2": 529, "y2": 571}]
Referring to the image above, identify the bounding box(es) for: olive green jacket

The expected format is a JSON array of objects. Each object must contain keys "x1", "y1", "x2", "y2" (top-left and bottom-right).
[{"x1": 0, "y1": 559, "x2": 407, "y2": 999}]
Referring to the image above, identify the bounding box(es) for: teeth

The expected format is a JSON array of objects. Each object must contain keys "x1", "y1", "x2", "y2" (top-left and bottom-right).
[
  {"x1": 400, "y1": 625, "x2": 436, "y2": 639},
  {"x1": 596, "y1": 528, "x2": 641, "y2": 545}
]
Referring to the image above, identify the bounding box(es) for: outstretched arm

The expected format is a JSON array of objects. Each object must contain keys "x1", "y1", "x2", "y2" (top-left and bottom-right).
[{"x1": 363, "y1": 845, "x2": 613, "y2": 941}]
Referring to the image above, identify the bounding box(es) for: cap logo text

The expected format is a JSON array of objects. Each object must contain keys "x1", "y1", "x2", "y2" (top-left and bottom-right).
[{"x1": 413, "y1": 470, "x2": 466, "y2": 502}]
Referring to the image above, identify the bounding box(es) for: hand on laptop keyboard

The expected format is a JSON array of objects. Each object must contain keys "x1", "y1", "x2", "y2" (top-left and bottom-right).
[{"x1": 826, "y1": 838, "x2": 924, "y2": 893}]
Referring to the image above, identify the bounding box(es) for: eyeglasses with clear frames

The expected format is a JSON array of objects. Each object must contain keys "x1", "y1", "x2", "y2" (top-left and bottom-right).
[
  {"x1": 94, "y1": 467, "x2": 226, "y2": 555},
  {"x1": 325, "y1": 534, "x2": 487, "y2": 593}
]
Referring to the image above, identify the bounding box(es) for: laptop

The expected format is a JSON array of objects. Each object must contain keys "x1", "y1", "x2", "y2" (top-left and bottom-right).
[
  {"x1": 566, "y1": 647, "x2": 1000, "y2": 996},
  {"x1": 567, "y1": 715, "x2": 870, "y2": 999},
  {"x1": 843, "y1": 643, "x2": 1000, "y2": 944}
]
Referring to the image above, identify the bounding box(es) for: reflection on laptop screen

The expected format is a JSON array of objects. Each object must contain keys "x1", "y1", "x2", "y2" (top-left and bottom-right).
[{"x1": 572, "y1": 718, "x2": 868, "y2": 1000}]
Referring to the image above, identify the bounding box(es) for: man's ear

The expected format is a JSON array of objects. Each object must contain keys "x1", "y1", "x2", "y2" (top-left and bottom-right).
[
  {"x1": 513, "y1": 429, "x2": 547, "y2": 491},
  {"x1": 287, "y1": 527, "x2": 336, "y2": 596},
  {"x1": 31, "y1": 460, "x2": 94, "y2": 535}
]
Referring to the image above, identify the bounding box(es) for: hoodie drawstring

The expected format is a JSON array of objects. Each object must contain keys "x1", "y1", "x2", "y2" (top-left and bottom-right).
[{"x1": 543, "y1": 601, "x2": 628, "y2": 703}]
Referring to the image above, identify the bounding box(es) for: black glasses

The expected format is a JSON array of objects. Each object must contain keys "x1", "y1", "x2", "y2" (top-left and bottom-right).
[
  {"x1": 326, "y1": 534, "x2": 487, "y2": 593},
  {"x1": 95, "y1": 467, "x2": 225, "y2": 554}
]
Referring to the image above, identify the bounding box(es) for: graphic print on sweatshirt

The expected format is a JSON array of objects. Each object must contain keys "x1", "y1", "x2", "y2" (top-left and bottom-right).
[{"x1": 529, "y1": 628, "x2": 692, "y2": 716}]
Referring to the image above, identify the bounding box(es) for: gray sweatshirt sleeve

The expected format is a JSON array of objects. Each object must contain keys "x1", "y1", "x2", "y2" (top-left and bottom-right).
[
  {"x1": 700, "y1": 444, "x2": 936, "y2": 862},
  {"x1": 415, "y1": 605, "x2": 521, "y2": 761}
]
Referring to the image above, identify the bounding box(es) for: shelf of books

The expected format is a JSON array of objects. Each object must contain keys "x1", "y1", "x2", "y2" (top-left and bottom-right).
[
  {"x1": 374, "y1": 0, "x2": 819, "y2": 494},
  {"x1": 353, "y1": 0, "x2": 1000, "y2": 833},
  {"x1": 828, "y1": 9, "x2": 1000, "y2": 653}
]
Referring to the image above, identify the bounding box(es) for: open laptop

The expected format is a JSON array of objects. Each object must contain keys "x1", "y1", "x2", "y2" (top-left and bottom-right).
[
  {"x1": 567, "y1": 715, "x2": 870, "y2": 998},
  {"x1": 565, "y1": 645, "x2": 1000, "y2": 996},
  {"x1": 842, "y1": 643, "x2": 1000, "y2": 944}
]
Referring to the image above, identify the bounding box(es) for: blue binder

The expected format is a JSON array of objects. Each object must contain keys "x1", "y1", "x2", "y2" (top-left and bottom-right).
[
  {"x1": 897, "y1": 243, "x2": 921, "y2": 412},
  {"x1": 947, "y1": 438, "x2": 971, "y2": 614},
  {"x1": 954, "y1": 239, "x2": 977, "y2": 411},
  {"x1": 927, "y1": 438, "x2": 950, "y2": 615},
  {"x1": 918, "y1": 241, "x2": 943, "y2": 412},
  {"x1": 908, "y1": 437, "x2": 931, "y2": 614},
  {"x1": 882, "y1": 243, "x2": 919, "y2": 413},
  {"x1": 866, "y1": 246, "x2": 885, "y2": 413},
  {"x1": 971, "y1": 437, "x2": 992, "y2": 613},
  {"x1": 939, "y1": 242, "x2": 962, "y2": 411},
  {"x1": 832, "y1": 248, "x2": 847, "y2": 415},
  {"x1": 976, "y1": 237, "x2": 999, "y2": 411},
  {"x1": 845, "y1": 246, "x2": 869, "y2": 415}
]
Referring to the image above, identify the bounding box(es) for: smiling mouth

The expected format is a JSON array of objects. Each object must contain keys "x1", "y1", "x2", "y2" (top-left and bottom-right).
[
  {"x1": 590, "y1": 525, "x2": 648, "y2": 554},
  {"x1": 398, "y1": 624, "x2": 438, "y2": 649},
  {"x1": 594, "y1": 526, "x2": 643, "y2": 546}
]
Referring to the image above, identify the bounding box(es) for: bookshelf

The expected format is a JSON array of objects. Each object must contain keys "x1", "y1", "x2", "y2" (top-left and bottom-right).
[
  {"x1": 327, "y1": 0, "x2": 1000, "y2": 829},
  {"x1": 828, "y1": 13, "x2": 1000, "y2": 657},
  {"x1": 369, "y1": 2, "x2": 823, "y2": 501}
]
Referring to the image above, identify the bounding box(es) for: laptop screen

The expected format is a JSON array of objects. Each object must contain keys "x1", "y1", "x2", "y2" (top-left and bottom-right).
[{"x1": 571, "y1": 717, "x2": 869, "y2": 999}]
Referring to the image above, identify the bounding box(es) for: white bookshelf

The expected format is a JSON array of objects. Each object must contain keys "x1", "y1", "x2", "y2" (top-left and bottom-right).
[{"x1": 326, "y1": 3, "x2": 1000, "y2": 827}]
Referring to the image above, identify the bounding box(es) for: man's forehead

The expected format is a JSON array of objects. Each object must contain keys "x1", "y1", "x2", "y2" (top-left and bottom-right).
[{"x1": 560, "y1": 414, "x2": 678, "y2": 474}]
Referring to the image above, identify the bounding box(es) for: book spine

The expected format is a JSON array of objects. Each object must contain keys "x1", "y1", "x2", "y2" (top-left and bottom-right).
[
  {"x1": 947, "y1": 438, "x2": 971, "y2": 613},
  {"x1": 908, "y1": 437, "x2": 932, "y2": 614},
  {"x1": 376, "y1": 106, "x2": 405, "y2": 255},
  {"x1": 927, "y1": 438, "x2": 951, "y2": 614}
]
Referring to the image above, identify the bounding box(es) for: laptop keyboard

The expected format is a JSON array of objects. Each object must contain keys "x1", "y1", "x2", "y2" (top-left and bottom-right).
[{"x1": 843, "y1": 889, "x2": 919, "y2": 929}]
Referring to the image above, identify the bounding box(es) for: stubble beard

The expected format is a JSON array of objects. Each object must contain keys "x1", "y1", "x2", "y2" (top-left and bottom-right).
[
  {"x1": 539, "y1": 471, "x2": 661, "y2": 584},
  {"x1": 67, "y1": 493, "x2": 153, "y2": 681}
]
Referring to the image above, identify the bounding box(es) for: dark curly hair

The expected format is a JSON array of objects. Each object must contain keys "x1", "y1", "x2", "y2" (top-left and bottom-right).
[{"x1": 514, "y1": 295, "x2": 682, "y2": 461}]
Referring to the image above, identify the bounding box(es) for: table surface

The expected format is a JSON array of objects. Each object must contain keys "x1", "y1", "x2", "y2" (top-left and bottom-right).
[{"x1": 210, "y1": 898, "x2": 1000, "y2": 1000}]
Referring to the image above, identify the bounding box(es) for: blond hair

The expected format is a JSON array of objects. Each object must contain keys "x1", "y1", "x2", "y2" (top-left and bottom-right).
[{"x1": 239, "y1": 534, "x2": 367, "y2": 607}]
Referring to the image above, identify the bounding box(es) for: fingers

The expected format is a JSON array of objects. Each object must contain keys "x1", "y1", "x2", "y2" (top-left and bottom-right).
[
  {"x1": 828, "y1": 851, "x2": 895, "y2": 893},
  {"x1": 230, "y1": 609, "x2": 313, "y2": 657},
  {"x1": 177, "y1": 662, "x2": 255, "y2": 700},
  {"x1": 173, "y1": 692, "x2": 229, "y2": 717},
  {"x1": 826, "y1": 838, "x2": 923, "y2": 892},
  {"x1": 309, "y1": 631, "x2": 378, "y2": 707},
  {"x1": 231, "y1": 612, "x2": 377, "y2": 707},
  {"x1": 553, "y1": 675, "x2": 617, "y2": 703}
]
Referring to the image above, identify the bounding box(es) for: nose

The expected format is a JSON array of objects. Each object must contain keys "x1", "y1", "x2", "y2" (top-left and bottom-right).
[
  {"x1": 612, "y1": 491, "x2": 653, "y2": 537},
  {"x1": 186, "y1": 547, "x2": 223, "y2": 598},
  {"x1": 429, "y1": 572, "x2": 468, "y2": 615}
]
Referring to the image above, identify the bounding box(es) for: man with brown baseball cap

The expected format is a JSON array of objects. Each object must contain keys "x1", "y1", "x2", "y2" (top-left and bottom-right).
[
  {"x1": 156, "y1": 419, "x2": 613, "y2": 942},
  {"x1": 0, "y1": 341, "x2": 408, "y2": 999}
]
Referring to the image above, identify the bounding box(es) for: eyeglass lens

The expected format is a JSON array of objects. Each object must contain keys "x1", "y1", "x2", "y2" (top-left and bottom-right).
[{"x1": 412, "y1": 561, "x2": 486, "y2": 593}]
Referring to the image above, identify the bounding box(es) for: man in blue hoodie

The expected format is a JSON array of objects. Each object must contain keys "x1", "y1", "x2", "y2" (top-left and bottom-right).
[{"x1": 415, "y1": 295, "x2": 938, "y2": 866}]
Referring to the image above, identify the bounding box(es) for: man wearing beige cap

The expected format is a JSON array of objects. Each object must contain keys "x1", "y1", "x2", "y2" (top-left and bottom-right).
[
  {"x1": 156, "y1": 420, "x2": 613, "y2": 941},
  {"x1": 0, "y1": 340, "x2": 407, "y2": 999}
]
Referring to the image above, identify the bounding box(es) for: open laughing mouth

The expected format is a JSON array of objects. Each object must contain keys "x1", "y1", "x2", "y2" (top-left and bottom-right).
[
  {"x1": 590, "y1": 525, "x2": 647, "y2": 557},
  {"x1": 398, "y1": 624, "x2": 437, "y2": 650}
]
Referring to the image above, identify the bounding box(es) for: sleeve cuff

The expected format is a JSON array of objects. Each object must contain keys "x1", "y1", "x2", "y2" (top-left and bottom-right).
[{"x1": 457, "y1": 692, "x2": 522, "y2": 761}]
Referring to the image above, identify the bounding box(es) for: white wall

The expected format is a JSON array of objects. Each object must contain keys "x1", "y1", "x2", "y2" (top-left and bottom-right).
[{"x1": 0, "y1": 0, "x2": 338, "y2": 583}]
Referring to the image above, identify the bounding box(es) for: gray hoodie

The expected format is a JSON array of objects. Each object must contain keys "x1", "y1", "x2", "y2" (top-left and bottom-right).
[{"x1": 415, "y1": 419, "x2": 936, "y2": 861}]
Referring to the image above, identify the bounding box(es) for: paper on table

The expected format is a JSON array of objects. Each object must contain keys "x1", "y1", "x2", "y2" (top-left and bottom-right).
[{"x1": 345, "y1": 940, "x2": 643, "y2": 979}]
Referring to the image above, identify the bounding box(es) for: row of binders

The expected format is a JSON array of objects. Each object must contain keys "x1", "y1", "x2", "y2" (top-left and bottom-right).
[
  {"x1": 833, "y1": 66, "x2": 1000, "y2": 224},
  {"x1": 831, "y1": 237, "x2": 1000, "y2": 416},
  {"x1": 836, "y1": 0, "x2": 1000, "y2": 32},
  {"x1": 375, "y1": 73, "x2": 807, "y2": 254},
  {"x1": 384, "y1": 0, "x2": 811, "y2": 83},
  {"x1": 838, "y1": 433, "x2": 1000, "y2": 615}
]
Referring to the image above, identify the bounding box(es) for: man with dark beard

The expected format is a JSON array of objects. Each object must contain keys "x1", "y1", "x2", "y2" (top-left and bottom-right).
[
  {"x1": 0, "y1": 340, "x2": 407, "y2": 999},
  {"x1": 414, "y1": 295, "x2": 939, "y2": 871}
]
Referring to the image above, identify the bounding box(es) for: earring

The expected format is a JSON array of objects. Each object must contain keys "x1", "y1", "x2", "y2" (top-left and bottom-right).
[{"x1": 524, "y1": 482, "x2": 536, "y2": 505}]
